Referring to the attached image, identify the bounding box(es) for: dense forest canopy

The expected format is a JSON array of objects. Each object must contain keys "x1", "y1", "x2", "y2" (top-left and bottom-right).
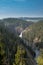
[
  {"x1": 0, "y1": 18, "x2": 43, "y2": 65},
  {"x1": 0, "y1": 19, "x2": 36, "y2": 65}
]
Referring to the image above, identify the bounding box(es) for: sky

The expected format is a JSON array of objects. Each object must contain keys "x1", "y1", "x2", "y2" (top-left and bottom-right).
[{"x1": 0, "y1": 0, "x2": 43, "y2": 19}]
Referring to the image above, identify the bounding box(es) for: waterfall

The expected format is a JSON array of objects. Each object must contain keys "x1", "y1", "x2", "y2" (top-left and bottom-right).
[{"x1": 19, "y1": 32, "x2": 22, "y2": 38}]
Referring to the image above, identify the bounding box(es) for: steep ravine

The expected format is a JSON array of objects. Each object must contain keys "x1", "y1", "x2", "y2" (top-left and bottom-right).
[{"x1": 19, "y1": 32, "x2": 40, "y2": 65}]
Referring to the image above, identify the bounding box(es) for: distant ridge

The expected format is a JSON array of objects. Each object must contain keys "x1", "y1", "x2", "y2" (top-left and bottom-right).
[{"x1": 19, "y1": 17, "x2": 43, "y2": 22}]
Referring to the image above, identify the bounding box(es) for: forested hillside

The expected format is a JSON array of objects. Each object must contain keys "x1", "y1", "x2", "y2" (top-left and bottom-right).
[
  {"x1": 0, "y1": 23, "x2": 36, "y2": 65},
  {"x1": 22, "y1": 20, "x2": 43, "y2": 65},
  {"x1": 22, "y1": 20, "x2": 43, "y2": 49},
  {"x1": 0, "y1": 18, "x2": 33, "y2": 35}
]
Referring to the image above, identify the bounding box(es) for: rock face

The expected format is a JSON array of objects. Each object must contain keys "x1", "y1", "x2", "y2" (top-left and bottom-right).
[
  {"x1": 33, "y1": 37, "x2": 41, "y2": 43},
  {"x1": 22, "y1": 21, "x2": 43, "y2": 48}
]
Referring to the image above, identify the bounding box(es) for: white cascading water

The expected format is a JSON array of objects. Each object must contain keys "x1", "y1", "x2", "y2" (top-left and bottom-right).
[{"x1": 19, "y1": 32, "x2": 22, "y2": 38}]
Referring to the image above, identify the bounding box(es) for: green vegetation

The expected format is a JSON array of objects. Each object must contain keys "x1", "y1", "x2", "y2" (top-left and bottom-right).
[
  {"x1": 13, "y1": 45, "x2": 26, "y2": 65},
  {"x1": 0, "y1": 23, "x2": 36, "y2": 65},
  {"x1": 0, "y1": 18, "x2": 33, "y2": 35},
  {"x1": 23, "y1": 20, "x2": 43, "y2": 48},
  {"x1": 0, "y1": 18, "x2": 43, "y2": 65},
  {"x1": 36, "y1": 49, "x2": 43, "y2": 65},
  {"x1": 22, "y1": 20, "x2": 43, "y2": 65}
]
